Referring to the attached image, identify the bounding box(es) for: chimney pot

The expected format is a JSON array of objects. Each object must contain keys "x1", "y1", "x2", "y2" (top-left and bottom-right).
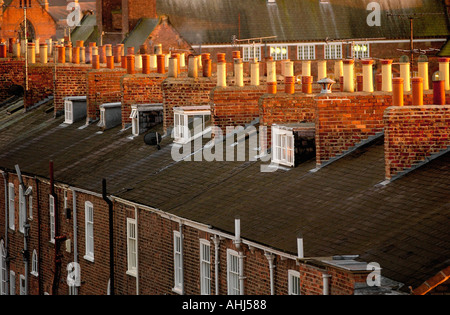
[
  {"x1": 141, "y1": 54, "x2": 150, "y2": 74},
  {"x1": 362, "y1": 59, "x2": 374, "y2": 92},
  {"x1": 301, "y1": 76, "x2": 313, "y2": 94},
  {"x1": 412, "y1": 77, "x2": 424, "y2": 106},
  {"x1": 381, "y1": 59, "x2": 393, "y2": 92},
  {"x1": 106, "y1": 55, "x2": 114, "y2": 69},
  {"x1": 392, "y1": 77, "x2": 404, "y2": 106},
  {"x1": 157, "y1": 54, "x2": 165, "y2": 74},
  {"x1": 342, "y1": 59, "x2": 354, "y2": 92},
  {"x1": 234, "y1": 58, "x2": 244, "y2": 87},
  {"x1": 127, "y1": 55, "x2": 135, "y2": 74}
]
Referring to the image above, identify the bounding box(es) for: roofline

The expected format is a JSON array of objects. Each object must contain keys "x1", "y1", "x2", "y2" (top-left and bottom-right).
[{"x1": 192, "y1": 38, "x2": 447, "y2": 48}]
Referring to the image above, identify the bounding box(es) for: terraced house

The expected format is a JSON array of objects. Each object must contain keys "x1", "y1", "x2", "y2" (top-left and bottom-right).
[{"x1": 0, "y1": 0, "x2": 449, "y2": 297}]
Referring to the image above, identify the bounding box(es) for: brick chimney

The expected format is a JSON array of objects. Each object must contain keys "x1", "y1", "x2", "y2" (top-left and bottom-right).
[{"x1": 122, "y1": 0, "x2": 158, "y2": 36}]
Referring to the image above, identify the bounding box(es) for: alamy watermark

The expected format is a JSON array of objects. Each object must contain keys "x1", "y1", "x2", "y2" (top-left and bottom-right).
[
  {"x1": 66, "y1": 2, "x2": 82, "y2": 28},
  {"x1": 367, "y1": 2, "x2": 381, "y2": 27},
  {"x1": 170, "y1": 120, "x2": 281, "y2": 173}
]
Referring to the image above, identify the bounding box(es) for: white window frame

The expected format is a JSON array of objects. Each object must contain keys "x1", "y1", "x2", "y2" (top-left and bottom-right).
[
  {"x1": 199, "y1": 239, "x2": 211, "y2": 295},
  {"x1": 243, "y1": 45, "x2": 261, "y2": 62},
  {"x1": 227, "y1": 249, "x2": 240, "y2": 295},
  {"x1": 19, "y1": 274, "x2": 26, "y2": 295},
  {"x1": 28, "y1": 194, "x2": 33, "y2": 220},
  {"x1": 10, "y1": 271, "x2": 15, "y2": 295},
  {"x1": 126, "y1": 218, "x2": 137, "y2": 276},
  {"x1": 49, "y1": 195, "x2": 55, "y2": 243},
  {"x1": 272, "y1": 126, "x2": 295, "y2": 167},
  {"x1": 324, "y1": 43, "x2": 343, "y2": 60},
  {"x1": 19, "y1": 185, "x2": 26, "y2": 233},
  {"x1": 31, "y1": 249, "x2": 38, "y2": 277},
  {"x1": 84, "y1": 201, "x2": 94, "y2": 261},
  {"x1": 64, "y1": 100, "x2": 73, "y2": 124},
  {"x1": 173, "y1": 106, "x2": 211, "y2": 144},
  {"x1": 352, "y1": 42, "x2": 370, "y2": 59},
  {"x1": 288, "y1": 270, "x2": 301, "y2": 295},
  {"x1": 269, "y1": 45, "x2": 289, "y2": 60},
  {"x1": 8, "y1": 183, "x2": 15, "y2": 230},
  {"x1": 297, "y1": 44, "x2": 316, "y2": 60},
  {"x1": 0, "y1": 240, "x2": 7, "y2": 295},
  {"x1": 173, "y1": 231, "x2": 183, "y2": 293}
]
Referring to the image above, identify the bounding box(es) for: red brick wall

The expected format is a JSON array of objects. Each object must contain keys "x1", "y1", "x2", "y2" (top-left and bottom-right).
[
  {"x1": 259, "y1": 92, "x2": 317, "y2": 148},
  {"x1": 0, "y1": 58, "x2": 24, "y2": 99},
  {"x1": 315, "y1": 91, "x2": 450, "y2": 167},
  {"x1": 210, "y1": 86, "x2": 266, "y2": 134},
  {"x1": 384, "y1": 105, "x2": 450, "y2": 180},
  {"x1": 315, "y1": 93, "x2": 392, "y2": 166},
  {"x1": 54, "y1": 64, "x2": 91, "y2": 114},
  {"x1": 86, "y1": 68, "x2": 126, "y2": 121},
  {"x1": 121, "y1": 73, "x2": 167, "y2": 128},
  {"x1": 25, "y1": 64, "x2": 54, "y2": 108},
  {"x1": 162, "y1": 77, "x2": 216, "y2": 133}
]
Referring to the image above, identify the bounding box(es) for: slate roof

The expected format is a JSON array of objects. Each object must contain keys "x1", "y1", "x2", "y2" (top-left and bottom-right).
[
  {"x1": 0, "y1": 100, "x2": 449, "y2": 291},
  {"x1": 156, "y1": 0, "x2": 450, "y2": 45},
  {"x1": 122, "y1": 18, "x2": 160, "y2": 53}
]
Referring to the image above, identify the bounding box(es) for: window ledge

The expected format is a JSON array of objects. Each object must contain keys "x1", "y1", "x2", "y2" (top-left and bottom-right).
[
  {"x1": 30, "y1": 271, "x2": 38, "y2": 277},
  {"x1": 126, "y1": 270, "x2": 137, "y2": 278},
  {"x1": 83, "y1": 254, "x2": 94, "y2": 263},
  {"x1": 172, "y1": 287, "x2": 183, "y2": 295}
]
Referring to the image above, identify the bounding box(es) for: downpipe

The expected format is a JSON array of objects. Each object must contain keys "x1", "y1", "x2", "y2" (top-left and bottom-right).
[{"x1": 102, "y1": 179, "x2": 115, "y2": 296}]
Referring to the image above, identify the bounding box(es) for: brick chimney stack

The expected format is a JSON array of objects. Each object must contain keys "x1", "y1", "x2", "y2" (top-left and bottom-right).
[{"x1": 122, "y1": 0, "x2": 158, "y2": 36}]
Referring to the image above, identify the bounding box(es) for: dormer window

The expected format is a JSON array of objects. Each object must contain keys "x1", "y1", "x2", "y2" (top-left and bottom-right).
[
  {"x1": 129, "y1": 104, "x2": 163, "y2": 137},
  {"x1": 98, "y1": 102, "x2": 122, "y2": 130},
  {"x1": 173, "y1": 106, "x2": 211, "y2": 144},
  {"x1": 271, "y1": 124, "x2": 316, "y2": 167},
  {"x1": 64, "y1": 96, "x2": 87, "y2": 124}
]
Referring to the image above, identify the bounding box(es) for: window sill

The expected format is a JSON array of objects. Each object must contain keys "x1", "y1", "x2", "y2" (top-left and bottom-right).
[
  {"x1": 83, "y1": 254, "x2": 94, "y2": 263},
  {"x1": 126, "y1": 270, "x2": 137, "y2": 278},
  {"x1": 30, "y1": 271, "x2": 38, "y2": 277},
  {"x1": 172, "y1": 286, "x2": 183, "y2": 295}
]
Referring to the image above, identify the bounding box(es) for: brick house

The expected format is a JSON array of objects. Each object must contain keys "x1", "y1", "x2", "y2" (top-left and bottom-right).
[
  {"x1": 0, "y1": 0, "x2": 449, "y2": 298},
  {"x1": 0, "y1": 52, "x2": 449, "y2": 296}
]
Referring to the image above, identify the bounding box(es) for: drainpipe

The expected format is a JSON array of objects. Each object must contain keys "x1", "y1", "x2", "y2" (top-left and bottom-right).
[
  {"x1": 50, "y1": 161, "x2": 63, "y2": 295},
  {"x1": 15, "y1": 164, "x2": 29, "y2": 296},
  {"x1": 234, "y1": 216, "x2": 245, "y2": 295},
  {"x1": 265, "y1": 252, "x2": 275, "y2": 295},
  {"x1": 135, "y1": 205, "x2": 139, "y2": 295},
  {"x1": 102, "y1": 179, "x2": 114, "y2": 296},
  {"x1": 323, "y1": 273, "x2": 331, "y2": 295},
  {"x1": 212, "y1": 235, "x2": 221, "y2": 295},
  {"x1": 1, "y1": 170, "x2": 9, "y2": 295},
  {"x1": 71, "y1": 187, "x2": 78, "y2": 295},
  {"x1": 179, "y1": 220, "x2": 185, "y2": 295},
  {"x1": 297, "y1": 232, "x2": 304, "y2": 259},
  {"x1": 35, "y1": 177, "x2": 42, "y2": 295}
]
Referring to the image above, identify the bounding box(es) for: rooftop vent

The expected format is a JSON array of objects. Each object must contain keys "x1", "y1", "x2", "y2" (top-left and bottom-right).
[
  {"x1": 130, "y1": 103, "x2": 164, "y2": 137},
  {"x1": 98, "y1": 102, "x2": 122, "y2": 130},
  {"x1": 64, "y1": 96, "x2": 87, "y2": 124}
]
